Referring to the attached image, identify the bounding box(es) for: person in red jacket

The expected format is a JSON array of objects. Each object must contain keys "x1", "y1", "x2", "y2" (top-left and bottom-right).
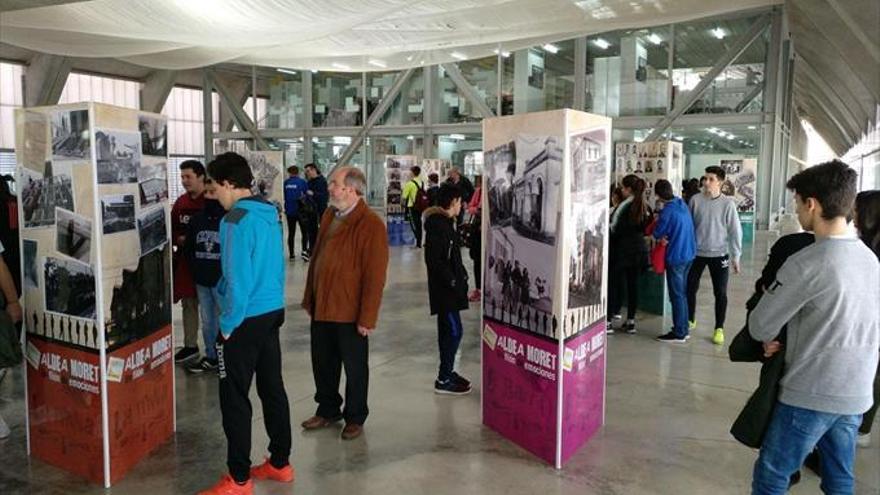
[{"x1": 171, "y1": 160, "x2": 206, "y2": 363}]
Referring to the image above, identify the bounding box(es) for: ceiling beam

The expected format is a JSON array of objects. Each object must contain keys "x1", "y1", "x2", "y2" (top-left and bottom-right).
[
  {"x1": 24, "y1": 53, "x2": 71, "y2": 107},
  {"x1": 140, "y1": 69, "x2": 177, "y2": 114},
  {"x1": 0, "y1": 0, "x2": 92, "y2": 12},
  {"x1": 205, "y1": 68, "x2": 270, "y2": 151}
]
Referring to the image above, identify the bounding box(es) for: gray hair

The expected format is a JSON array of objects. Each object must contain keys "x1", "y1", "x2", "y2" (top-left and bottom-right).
[{"x1": 341, "y1": 166, "x2": 366, "y2": 196}]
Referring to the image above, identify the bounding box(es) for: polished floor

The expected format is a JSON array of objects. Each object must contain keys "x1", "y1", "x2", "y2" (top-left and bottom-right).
[{"x1": 0, "y1": 232, "x2": 877, "y2": 495}]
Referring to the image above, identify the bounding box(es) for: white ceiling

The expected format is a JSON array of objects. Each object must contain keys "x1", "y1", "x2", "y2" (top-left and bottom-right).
[{"x1": 0, "y1": 0, "x2": 776, "y2": 71}]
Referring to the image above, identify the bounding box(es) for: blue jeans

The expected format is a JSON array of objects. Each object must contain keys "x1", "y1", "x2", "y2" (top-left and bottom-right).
[
  {"x1": 437, "y1": 311, "x2": 463, "y2": 383},
  {"x1": 665, "y1": 260, "x2": 691, "y2": 338},
  {"x1": 752, "y1": 402, "x2": 862, "y2": 495},
  {"x1": 196, "y1": 284, "x2": 220, "y2": 360}
]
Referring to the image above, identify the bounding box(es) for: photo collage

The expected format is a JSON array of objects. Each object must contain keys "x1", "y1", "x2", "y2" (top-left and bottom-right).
[
  {"x1": 16, "y1": 104, "x2": 172, "y2": 351},
  {"x1": 613, "y1": 141, "x2": 683, "y2": 211}
]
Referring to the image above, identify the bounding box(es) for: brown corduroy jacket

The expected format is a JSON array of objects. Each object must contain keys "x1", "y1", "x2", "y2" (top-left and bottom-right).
[{"x1": 302, "y1": 199, "x2": 389, "y2": 329}]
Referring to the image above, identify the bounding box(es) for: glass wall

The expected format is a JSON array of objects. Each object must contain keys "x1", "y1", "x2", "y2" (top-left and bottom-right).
[
  {"x1": 437, "y1": 133, "x2": 483, "y2": 175},
  {"x1": 586, "y1": 29, "x2": 669, "y2": 116},
  {"x1": 264, "y1": 70, "x2": 304, "y2": 129},
  {"x1": 312, "y1": 135, "x2": 365, "y2": 173},
  {"x1": 502, "y1": 40, "x2": 575, "y2": 115},
  {"x1": 162, "y1": 87, "x2": 220, "y2": 155},
  {"x1": 313, "y1": 71, "x2": 363, "y2": 127},
  {"x1": 673, "y1": 14, "x2": 768, "y2": 114},
  {"x1": 369, "y1": 69, "x2": 425, "y2": 126},
  {"x1": 435, "y1": 57, "x2": 497, "y2": 123}
]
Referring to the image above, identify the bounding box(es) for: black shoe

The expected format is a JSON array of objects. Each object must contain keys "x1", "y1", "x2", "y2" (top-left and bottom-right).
[
  {"x1": 174, "y1": 347, "x2": 199, "y2": 364},
  {"x1": 452, "y1": 372, "x2": 471, "y2": 388},
  {"x1": 187, "y1": 357, "x2": 218, "y2": 374},
  {"x1": 301, "y1": 253, "x2": 310, "y2": 262},
  {"x1": 434, "y1": 379, "x2": 472, "y2": 395},
  {"x1": 804, "y1": 449, "x2": 821, "y2": 477},
  {"x1": 624, "y1": 320, "x2": 637, "y2": 334},
  {"x1": 789, "y1": 470, "x2": 801, "y2": 487},
  {"x1": 655, "y1": 332, "x2": 687, "y2": 344}
]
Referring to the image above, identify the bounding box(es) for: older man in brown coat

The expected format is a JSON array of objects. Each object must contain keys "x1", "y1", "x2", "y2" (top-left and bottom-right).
[{"x1": 301, "y1": 166, "x2": 389, "y2": 440}]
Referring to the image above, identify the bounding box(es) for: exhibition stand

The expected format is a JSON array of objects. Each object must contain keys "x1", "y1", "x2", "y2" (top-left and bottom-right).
[
  {"x1": 481, "y1": 109, "x2": 610, "y2": 468},
  {"x1": 16, "y1": 103, "x2": 174, "y2": 486}
]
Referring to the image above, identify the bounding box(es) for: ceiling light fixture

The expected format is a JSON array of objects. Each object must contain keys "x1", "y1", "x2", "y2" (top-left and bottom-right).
[
  {"x1": 276, "y1": 68, "x2": 297, "y2": 76},
  {"x1": 451, "y1": 52, "x2": 468, "y2": 60},
  {"x1": 593, "y1": 38, "x2": 611, "y2": 50},
  {"x1": 647, "y1": 33, "x2": 663, "y2": 45},
  {"x1": 711, "y1": 27, "x2": 726, "y2": 40},
  {"x1": 747, "y1": 125, "x2": 757, "y2": 130},
  {"x1": 449, "y1": 134, "x2": 466, "y2": 140},
  {"x1": 311, "y1": 69, "x2": 319, "y2": 74},
  {"x1": 368, "y1": 59, "x2": 387, "y2": 68},
  {"x1": 543, "y1": 44, "x2": 560, "y2": 54},
  {"x1": 331, "y1": 63, "x2": 351, "y2": 71}
]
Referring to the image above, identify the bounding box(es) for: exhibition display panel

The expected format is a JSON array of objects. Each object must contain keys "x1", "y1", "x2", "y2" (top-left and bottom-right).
[
  {"x1": 482, "y1": 109, "x2": 610, "y2": 468},
  {"x1": 16, "y1": 102, "x2": 174, "y2": 487}
]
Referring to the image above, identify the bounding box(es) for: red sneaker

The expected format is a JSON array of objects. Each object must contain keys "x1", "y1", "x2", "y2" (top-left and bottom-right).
[
  {"x1": 197, "y1": 474, "x2": 253, "y2": 495},
  {"x1": 250, "y1": 458, "x2": 295, "y2": 483}
]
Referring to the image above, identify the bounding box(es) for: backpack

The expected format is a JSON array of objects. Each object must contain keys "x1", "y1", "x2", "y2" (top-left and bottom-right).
[{"x1": 411, "y1": 180, "x2": 430, "y2": 212}]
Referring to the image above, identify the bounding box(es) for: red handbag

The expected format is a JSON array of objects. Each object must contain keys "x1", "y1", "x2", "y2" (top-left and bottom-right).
[{"x1": 644, "y1": 218, "x2": 665, "y2": 274}]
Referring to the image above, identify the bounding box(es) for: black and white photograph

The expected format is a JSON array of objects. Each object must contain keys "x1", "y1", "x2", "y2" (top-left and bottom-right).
[
  {"x1": 95, "y1": 129, "x2": 141, "y2": 184},
  {"x1": 138, "y1": 162, "x2": 169, "y2": 206},
  {"x1": 137, "y1": 205, "x2": 168, "y2": 256},
  {"x1": 101, "y1": 194, "x2": 136, "y2": 234},
  {"x1": 567, "y1": 129, "x2": 608, "y2": 336},
  {"x1": 56, "y1": 207, "x2": 92, "y2": 263},
  {"x1": 483, "y1": 136, "x2": 561, "y2": 338},
  {"x1": 528, "y1": 64, "x2": 545, "y2": 89},
  {"x1": 22, "y1": 111, "x2": 49, "y2": 173},
  {"x1": 23, "y1": 239, "x2": 38, "y2": 289},
  {"x1": 51, "y1": 109, "x2": 90, "y2": 161},
  {"x1": 20, "y1": 168, "x2": 75, "y2": 228},
  {"x1": 44, "y1": 256, "x2": 96, "y2": 319},
  {"x1": 247, "y1": 152, "x2": 281, "y2": 200},
  {"x1": 106, "y1": 245, "x2": 171, "y2": 349},
  {"x1": 139, "y1": 115, "x2": 167, "y2": 157}
]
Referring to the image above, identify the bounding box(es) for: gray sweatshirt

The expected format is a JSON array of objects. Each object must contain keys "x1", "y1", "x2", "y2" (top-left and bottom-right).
[
  {"x1": 748, "y1": 237, "x2": 880, "y2": 415},
  {"x1": 689, "y1": 193, "x2": 742, "y2": 261}
]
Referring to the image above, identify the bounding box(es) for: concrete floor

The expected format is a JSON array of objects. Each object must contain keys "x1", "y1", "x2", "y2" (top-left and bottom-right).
[{"x1": 0, "y1": 232, "x2": 877, "y2": 495}]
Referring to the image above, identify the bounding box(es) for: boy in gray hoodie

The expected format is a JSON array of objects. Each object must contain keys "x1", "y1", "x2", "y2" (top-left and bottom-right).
[{"x1": 748, "y1": 160, "x2": 879, "y2": 495}]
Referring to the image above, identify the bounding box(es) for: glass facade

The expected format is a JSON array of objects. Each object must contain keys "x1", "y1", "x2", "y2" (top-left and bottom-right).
[
  {"x1": 162, "y1": 87, "x2": 220, "y2": 155},
  {"x1": 503, "y1": 40, "x2": 575, "y2": 115},
  {"x1": 312, "y1": 71, "x2": 363, "y2": 127},
  {"x1": 266, "y1": 70, "x2": 304, "y2": 129},
  {"x1": 370, "y1": 69, "x2": 425, "y2": 126},
  {"x1": 586, "y1": 29, "x2": 669, "y2": 116},
  {"x1": 435, "y1": 57, "x2": 497, "y2": 123}
]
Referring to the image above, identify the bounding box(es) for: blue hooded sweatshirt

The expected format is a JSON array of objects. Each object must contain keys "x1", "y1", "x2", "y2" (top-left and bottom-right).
[
  {"x1": 283, "y1": 175, "x2": 308, "y2": 216},
  {"x1": 216, "y1": 196, "x2": 285, "y2": 337},
  {"x1": 652, "y1": 196, "x2": 697, "y2": 266}
]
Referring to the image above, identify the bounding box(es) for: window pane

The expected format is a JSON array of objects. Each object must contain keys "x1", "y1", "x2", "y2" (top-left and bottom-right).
[
  {"x1": 673, "y1": 15, "x2": 768, "y2": 114},
  {"x1": 435, "y1": 57, "x2": 497, "y2": 123},
  {"x1": 266, "y1": 70, "x2": 303, "y2": 129},
  {"x1": 312, "y1": 72, "x2": 363, "y2": 127},
  {"x1": 369, "y1": 69, "x2": 425, "y2": 126},
  {"x1": 502, "y1": 41, "x2": 575, "y2": 115}
]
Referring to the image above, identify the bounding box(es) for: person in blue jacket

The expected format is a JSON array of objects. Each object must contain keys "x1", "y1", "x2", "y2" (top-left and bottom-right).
[
  {"x1": 199, "y1": 152, "x2": 293, "y2": 495},
  {"x1": 302, "y1": 163, "x2": 329, "y2": 261},
  {"x1": 283, "y1": 165, "x2": 308, "y2": 261},
  {"x1": 651, "y1": 179, "x2": 697, "y2": 343}
]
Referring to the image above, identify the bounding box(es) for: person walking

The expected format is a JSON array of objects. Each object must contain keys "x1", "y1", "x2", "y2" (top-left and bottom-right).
[
  {"x1": 199, "y1": 152, "x2": 293, "y2": 495},
  {"x1": 283, "y1": 166, "x2": 309, "y2": 261},
  {"x1": 423, "y1": 183, "x2": 472, "y2": 395},
  {"x1": 402, "y1": 165, "x2": 426, "y2": 248},
  {"x1": 302, "y1": 163, "x2": 329, "y2": 261},
  {"x1": 171, "y1": 160, "x2": 206, "y2": 363},
  {"x1": 300, "y1": 167, "x2": 389, "y2": 441},
  {"x1": 747, "y1": 160, "x2": 879, "y2": 495},
  {"x1": 607, "y1": 174, "x2": 651, "y2": 334},
  {"x1": 687, "y1": 165, "x2": 743, "y2": 345},
  {"x1": 854, "y1": 190, "x2": 880, "y2": 448},
  {"x1": 652, "y1": 180, "x2": 697, "y2": 343}
]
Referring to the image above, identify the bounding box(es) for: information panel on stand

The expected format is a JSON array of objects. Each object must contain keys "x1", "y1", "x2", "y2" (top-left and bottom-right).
[
  {"x1": 16, "y1": 102, "x2": 174, "y2": 486},
  {"x1": 481, "y1": 109, "x2": 610, "y2": 468}
]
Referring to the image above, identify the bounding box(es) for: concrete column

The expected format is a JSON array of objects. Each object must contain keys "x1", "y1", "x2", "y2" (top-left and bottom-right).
[{"x1": 24, "y1": 53, "x2": 71, "y2": 107}]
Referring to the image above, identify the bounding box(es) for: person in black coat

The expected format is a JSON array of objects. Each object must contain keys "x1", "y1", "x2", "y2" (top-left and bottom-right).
[
  {"x1": 607, "y1": 175, "x2": 652, "y2": 333},
  {"x1": 423, "y1": 184, "x2": 471, "y2": 395},
  {"x1": 302, "y1": 163, "x2": 329, "y2": 260}
]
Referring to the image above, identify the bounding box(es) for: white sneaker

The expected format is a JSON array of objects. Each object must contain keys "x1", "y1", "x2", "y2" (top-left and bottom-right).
[
  {"x1": 0, "y1": 414, "x2": 10, "y2": 439},
  {"x1": 857, "y1": 433, "x2": 871, "y2": 448}
]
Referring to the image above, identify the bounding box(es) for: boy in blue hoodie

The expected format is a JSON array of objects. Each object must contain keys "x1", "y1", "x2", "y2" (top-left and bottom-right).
[
  {"x1": 651, "y1": 179, "x2": 697, "y2": 343},
  {"x1": 199, "y1": 152, "x2": 292, "y2": 495}
]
